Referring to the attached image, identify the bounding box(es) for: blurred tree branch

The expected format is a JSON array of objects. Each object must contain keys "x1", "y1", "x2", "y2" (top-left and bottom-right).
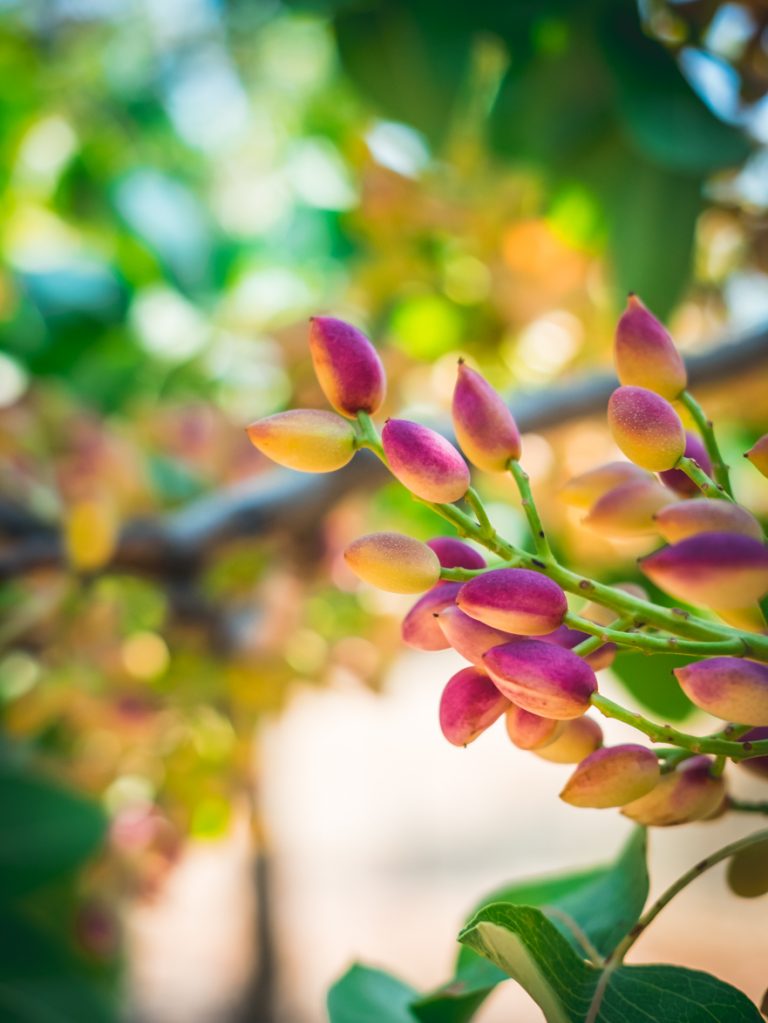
[{"x1": 2, "y1": 323, "x2": 767, "y2": 583}]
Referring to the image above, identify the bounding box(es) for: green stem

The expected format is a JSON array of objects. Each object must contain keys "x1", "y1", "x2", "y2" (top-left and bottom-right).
[
  {"x1": 613, "y1": 828, "x2": 768, "y2": 962},
  {"x1": 355, "y1": 415, "x2": 768, "y2": 662},
  {"x1": 465, "y1": 487, "x2": 495, "y2": 540},
  {"x1": 586, "y1": 828, "x2": 768, "y2": 1021},
  {"x1": 565, "y1": 612, "x2": 749, "y2": 658},
  {"x1": 729, "y1": 800, "x2": 768, "y2": 814},
  {"x1": 507, "y1": 459, "x2": 552, "y2": 558},
  {"x1": 571, "y1": 615, "x2": 635, "y2": 658},
  {"x1": 677, "y1": 455, "x2": 732, "y2": 501},
  {"x1": 590, "y1": 693, "x2": 768, "y2": 759},
  {"x1": 680, "y1": 390, "x2": 733, "y2": 498}
]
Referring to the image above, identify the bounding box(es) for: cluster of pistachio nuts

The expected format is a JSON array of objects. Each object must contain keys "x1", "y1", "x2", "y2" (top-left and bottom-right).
[{"x1": 247, "y1": 300, "x2": 768, "y2": 839}]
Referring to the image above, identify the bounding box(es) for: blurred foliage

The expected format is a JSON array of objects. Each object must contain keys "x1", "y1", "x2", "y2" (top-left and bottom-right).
[{"x1": 0, "y1": 0, "x2": 767, "y2": 1016}]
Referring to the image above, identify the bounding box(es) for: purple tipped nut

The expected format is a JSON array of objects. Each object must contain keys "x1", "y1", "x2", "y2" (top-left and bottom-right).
[
  {"x1": 559, "y1": 461, "x2": 650, "y2": 510},
  {"x1": 451, "y1": 362, "x2": 521, "y2": 472},
  {"x1": 505, "y1": 705, "x2": 562, "y2": 751},
  {"x1": 582, "y1": 479, "x2": 672, "y2": 539},
  {"x1": 437, "y1": 605, "x2": 519, "y2": 665},
  {"x1": 457, "y1": 568, "x2": 567, "y2": 636},
  {"x1": 560, "y1": 744, "x2": 660, "y2": 808},
  {"x1": 659, "y1": 432, "x2": 713, "y2": 497},
  {"x1": 621, "y1": 755, "x2": 725, "y2": 827},
  {"x1": 439, "y1": 667, "x2": 510, "y2": 746},
  {"x1": 401, "y1": 582, "x2": 462, "y2": 651},
  {"x1": 674, "y1": 658, "x2": 768, "y2": 726},
  {"x1": 426, "y1": 537, "x2": 486, "y2": 572},
  {"x1": 614, "y1": 294, "x2": 687, "y2": 400},
  {"x1": 608, "y1": 386, "x2": 685, "y2": 472},
  {"x1": 382, "y1": 419, "x2": 470, "y2": 504},
  {"x1": 308, "y1": 316, "x2": 385, "y2": 418},
  {"x1": 483, "y1": 640, "x2": 598, "y2": 720},
  {"x1": 654, "y1": 498, "x2": 763, "y2": 544},
  {"x1": 640, "y1": 531, "x2": 768, "y2": 609}
]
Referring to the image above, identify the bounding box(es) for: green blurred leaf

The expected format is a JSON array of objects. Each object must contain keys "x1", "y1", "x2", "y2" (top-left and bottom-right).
[
  {"x1": 0, "y1": 768, "x2": 106, "y2": 901},
  {"x1": 334, "y1": 3, "x2": 471, "y2": 145},
  {"x1": 0, "y1": 911, "x2": 115, "y2": 1023},
  {"x1": 459, "y1": 903, "x2": 761, "y2": 1022},
  {"x1": 599, "y1": 4, "x2": 751, "y2": 175},
  {"x1": 611, "y1": 651, "x2": 696, "y2": 723},
  {"x1": 490, "y1": 27, "x2": 613, "y2": 171},
  {"x1": 328, "y1": 964, "x2": 419, "y2": 1023},
  {"x1": 601, "y1": 148, "x2": 703, "y2": 318}
]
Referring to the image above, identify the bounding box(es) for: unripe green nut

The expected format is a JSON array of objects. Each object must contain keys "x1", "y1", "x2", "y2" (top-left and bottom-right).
[
  {"x1": 344, "y1": 532, "x2": 440, "y2": 593},
  {"x1": 560, "y1": 744, "x2": 660, "y2": 808},
  {"x1": 247, "y1": 409, "x2": 356, "y2": 473},
  {"x1": 533, "y1": 716, "x2": 603, "y2": 764},
  {"x1": 726, "y1": 839, "x2": 768, "y2": 898},
  {"x1": 607, "y1": 386, "x2": 685, "y2": 472}
]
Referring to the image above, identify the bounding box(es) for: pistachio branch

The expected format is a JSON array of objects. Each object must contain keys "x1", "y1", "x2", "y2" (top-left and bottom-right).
[
  {"x1": 614, "y1": 827, "x2": 768, "y2": 962},
  {"x1": 680, "y1": 389, "x2": 734, "y2": 498},
  {"x1": 585, "y1": 827, "x2": 768, "y2": 1022},
  {"x1": 676, "y1": 455, "x2": 732, "y2": 501},
  {"x1": 507, "y1": 459, "x2": 552, "y2": 559},
  {"x1": 355, "y1": 411, "x2": 768, "y2": 662},
  {"x1": 589, "y1": 693, "x2": 768, "y2": 759},
  {"x1": 564, "y1": 611, "x2": 750, "y2": 658}
]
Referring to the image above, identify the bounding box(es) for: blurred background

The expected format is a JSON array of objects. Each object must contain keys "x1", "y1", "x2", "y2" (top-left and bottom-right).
[{"x1": 1, "y1": 1, "x2": 768, "y2": 1020}]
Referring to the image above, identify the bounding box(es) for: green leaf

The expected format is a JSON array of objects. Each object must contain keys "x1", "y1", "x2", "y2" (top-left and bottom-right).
[
  {"x1": 459, "y1": 903, "x2": 762, "y2": 1022},
  {"x1": 604, "y1": 155, "x2": 703, "y2": 319},
  {"x1": 327, "y1": 964, "x2": 419, "y2": 1023},
  {"x1": 598, "y1": 3, "x2": 751, "y2": 175},
  {"x1": 334, "y1": 4, "x2": 471, "y2": 146},
  {"x1": 611, "y1": 651, "x2": 697, "y2": 723},
  {"x1": 0, "y1": 768, "x2": 107, "y2": 901},
  {"x1": 0, "y1": 911, "x2": 115, "y2": 1023},
  {"x1": 490, "y1": 27, "x2": 614, "y2": 172},
  {"x1": 413, "y1": 830, "x2": 648, "y2": 1021},
  {"x1": 467, "y1": 828, "x2": 648, "y2": 959}
]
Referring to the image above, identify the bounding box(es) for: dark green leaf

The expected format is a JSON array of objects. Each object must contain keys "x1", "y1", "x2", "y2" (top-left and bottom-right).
[
  {"x1": 490, "y1": 28, "x2": 613, "y2": 171},
  {"x1": 0, "y1": 768, "x2": 107, "y2": 901},
  {"x1": 327, "y1": 964, "x2": 419, "y2": 1023},
  {"x1": 598, "y1": 3, "x2": 751, "y2": 175},
  {"x1": 612, "y1": 651, "x2": 697, "y2": 723},
  {"x1": 413, "y1": 830, "x2": 648, "y2": 1021},
  {"x1": 0, "y1": 911, "x2": 115, "y2": 1023},
  {"x1": 602, "y1": 149, "x2": 703, "y2": 318},
  {"x1": 465, "y1": 828, "x2": 648, "y2": 959},
  {"x1": 459, "y1": 903, "x2": 762, "y2": 1022},
  {"x1": 334, "y1": 4, "x2": 471, "y2": 145}
]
